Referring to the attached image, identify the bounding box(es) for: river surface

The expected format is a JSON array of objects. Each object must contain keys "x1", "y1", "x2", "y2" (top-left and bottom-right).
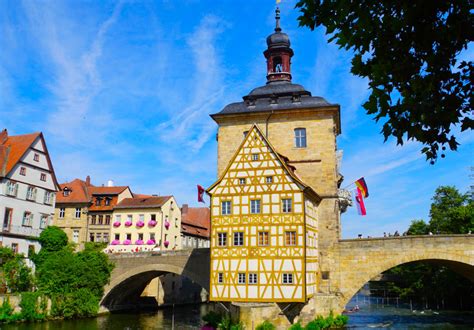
[{"x1": 0, "y1": 302, "x2": 473, "y2": 329}]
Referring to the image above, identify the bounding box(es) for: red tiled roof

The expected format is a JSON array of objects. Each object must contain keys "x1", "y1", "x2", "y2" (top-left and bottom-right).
[
  {"x1": 133, "y1": 193, "x2": 153, "y2": 198},
  {"x1": 0, "y1": 131, "x2": 40, "y2": 177},
  {"x1": 89, "y1": 186, "x2": 129, "y2": 195},
  {"x1": 56, "y1": 179, "x2": 91, "y2": 204},
  {"x1": 114, "y1": 196, "x2": 172, "y2": 209},
  {"x1": 181, "y1": 207, "x2": 210, "y2": 239}
]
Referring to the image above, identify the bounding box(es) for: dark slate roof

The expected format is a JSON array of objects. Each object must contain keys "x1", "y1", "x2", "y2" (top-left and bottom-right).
[{"x1": 211, "y1": 81, "x2": 337, "y2": 117}]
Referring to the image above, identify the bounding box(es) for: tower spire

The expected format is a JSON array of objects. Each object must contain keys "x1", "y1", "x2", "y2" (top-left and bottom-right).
[{"x1": 275, "y1": 7, "x2": 281, "y2": 33}]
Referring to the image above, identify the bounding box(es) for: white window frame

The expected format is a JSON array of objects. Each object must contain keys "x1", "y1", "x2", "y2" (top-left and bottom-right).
[
  {"x1": 221, "y1": 201, "x2": 231, "y2": 215},
  {"x1": 294, "y1": 128, "x2": 307, "y2": 148},
  {"x1": 75, "y1": 208, "x2": 81, "y2": 219},
  {"x1": 218, "y1": 273, "x2": 224, "y2": 284},
  {"x1": 40, "y1": 173, "x2": 46, "y2": 182},
  {"x1": 26, "y1": 186, "x2": 36, "y2": 201},
  {"x1": 22, "y1": 212, "x2": 33, "y2": 227},
  {"x1": 258, "y1": 231, "x2": 269, "y2": 246},
  {"x1": 238, "y1": 273, "x2": 246, "y2": 284},
  {"x1": 251, "y1": 153, "x2": 259, "y2": 161},
  {"x1": 249, "y1": 273, "x2": 258, "y2": 284},
  {"x1": 40, "y1": 214, "x2": 48, "y2": 229},
  {"x1": 44, "y1": 191, "x2": 53, "y2": 204},
  {"x1": 6, "y1": 181, "x2": 18, "y2": 196},
  {"x1": 73, "y1": 230, "x2": 80, "y2": 243},
  {"x1": 265, "y1": 176, "x2": 273, "y2": 184},
  {"x1": 233, "y1": 232, "x2": 244, "y2": 246},
  {"x1": 217, "y1": 232, "x2": 227, "y2": 247},
  {"x1": 239, "y1": 178, "x2": 246, "y2": 185},
  {"x1": 250, "y1": 199, "x2": 261, "y2": 214},
  {"x1": 285, "y1": 231, "x2": 297, "y2": 246},
  {"x1": 282, "y1": 198, "x2": 292, "y2": 213},
  {"x1": 59, "y1": 208, "x2": 65, "y2": 218},
  {"x1": 282, "y1": 273, "x2": 294, "y2": 284}
]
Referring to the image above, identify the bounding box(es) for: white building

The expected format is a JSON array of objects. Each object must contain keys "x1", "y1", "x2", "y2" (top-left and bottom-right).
[{"x1": 0, "y1": 129, "x2": 59, "y2": 261}]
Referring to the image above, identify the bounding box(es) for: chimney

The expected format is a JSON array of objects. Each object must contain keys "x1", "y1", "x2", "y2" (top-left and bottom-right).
[
  {"x1": 107, "y1": 180, "x2": 114, "y2": 187},
  {"x1": 0, "y1": 129, "x2": 8, "y2": 144},
  {"x1": 182, "y1": 204, "x2": 189, "y2": 214},
  {"x1": 85, "y1": 175, "x2": 91, "y2": 186}
]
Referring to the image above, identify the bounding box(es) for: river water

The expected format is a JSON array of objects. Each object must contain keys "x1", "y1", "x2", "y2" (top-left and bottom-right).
[{"x1": 1, "y1": 302, "x2": 473, "y2": 329}]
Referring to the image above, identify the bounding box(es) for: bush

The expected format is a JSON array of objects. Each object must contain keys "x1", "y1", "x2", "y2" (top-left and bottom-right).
[
  {"x1": 304, "y1": 312, "x2": 348, "y2": 329},
  {"x1": 289, "y1": 322, "x2": 304, "y2": 330},
  {"x1": 19, "y1": 292, "x2": 45, "y2": 321},
  {"x1": 0, "y1": 298, "x2": 14, "y2": 322},
  {"x1": 255, "y1": 320, "x2": 276, "y2": 330},
  {"x1": 3, "y1": 256, "x2": 34, "y2": 293},
  {"x1": 203, "y1": 311, "x2": 222, "y2": 328}
]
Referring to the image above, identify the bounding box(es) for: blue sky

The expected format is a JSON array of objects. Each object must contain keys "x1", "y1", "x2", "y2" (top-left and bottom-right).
[{"x1": 1, "y1": 1, "x2": 472, "y2": 238}]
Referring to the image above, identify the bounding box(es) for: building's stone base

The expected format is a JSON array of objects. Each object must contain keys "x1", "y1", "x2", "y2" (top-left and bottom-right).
[{"x1": 229, "y1": 295, "x2": 343, "y2": 330}]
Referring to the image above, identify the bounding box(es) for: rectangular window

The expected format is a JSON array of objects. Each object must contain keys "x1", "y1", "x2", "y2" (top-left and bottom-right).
[
  {"x1": 11, "y1": 243, "x2": 18, "y2": 253},
  {"x1": 105, "y1": 215, "x2": 111, "y2": 225},
  {"x1": 6, "y1": 181, "x2": 18, "y2": 196},
  {"x1": 139, "y1": 214, "x2": 144, "y2": 222},
  {"x1": 95, "y1": 198, "x2": 101, "y2": 206},
  {"x1": 96, "y1": 233, "x2": 102, "y2": 242},
  {"x1": 73, "y1": 230, "x2": 79, "y2": 243},
  {"x1": 40, "y1": 173, "x2": 46, "y2": 182},
  {"x1": 26, "y1": 186, "x2": 36, "y2": 201},
  {"x1": 126, "y1": 233, "x2": 132, "y2": 240},
  {"x1": 89, "y1": 233, "x2": 95, "y2": 242},
  {"x1": 265, "y1": 176, "x2": 273, "y2": 184},
  {"x1": 217, "y1": 232, "x2": 227, "y2": 246},
  {"x1": 150, "y1": 233, "x2": 155, "y2": 241},
  {"x1": 250, "y1": 199, "x2": 261, "y2": 214},
  {"x1": 105, "y1": 198, "x2": 111, "y2": 206},
  {"x1": 103, "y1": 233, "x2": 109, "y2": 243},
  {"x1": 40, "y1": 214, "x2": 48, "y2": 229},
  {"x1": 233, "y1": 232, "x2": 244, "y2": 246},
  {"x1": 63, "y1": 189, "x2": 70, "y2": 197},
  {"x1": 22, "y1": 212, "x2": 32, "y2": 227},
  {"x1": 138, "y1": 233, "x2": 144, "y2": 241},
  {"x1": 115, "y1": 214, "x2": 121, "y2": 222},
  {"x1": 20, "y1": 167, "x2": 26, "y2": 176},
  {"x1": 3, "y1": 208, "x2": 13, "y2": 231},
  {"x1": 294, "y1": 128, "x2": 307, "y2": 148},
  {"x1": 44, "y1": 191, "x2": 53, "y2": 204},
  {"x1": 127, "y1": 215, "x2": 133, "y2": 222},
  {"x1": 249, "y1": 273, "x2": 258, "y2": 284},
  {"x1": 151, "y1": 214, "x2": 156, "y2": 221},
  {"x1": 282, "y1": 273, "x2": 294, "y2": 284},
  {"x1": 282, "y1": 198, "x2": 292, "y2": 213},
  {"x1": 75, "y1": 208, "x2": 81, "y2": 218},
  {"x1": 238, "y1": 273, "x2": 246, "y2": 284},
  {"x1": 98, "y1": 215, "x2": 103, "y2": 225},
  {"x1": 114, "y1": 234, "x2": 120, "y2": 240},
  {"x1": 218, "y1": 273, "x2": 224, "y2": 284},
  {"x1": 34, "y1": 153, "x2": 39, "y2": 162},
  {"x1": 285, "y1": 231, "x2": 297, "y2": 246},
  {"x1": 251, "y1": 153, "x2": 259, "y2": 161},
  {"x1": 59, "y1": 208, "x2": 65, "y2": 218},
  {"x1": 221, "y1": 201, "x2": 231, "y2": 215},
  {"x1": 258, "y1": 231, "x2": 269, "y2": 246},
  {"x1": 239, "y1": 178, "x2": 246, "y2": 185}
]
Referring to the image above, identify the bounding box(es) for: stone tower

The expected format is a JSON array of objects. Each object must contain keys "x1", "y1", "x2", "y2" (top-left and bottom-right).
[{"x1": 210, "y1": 8, "x2": 343, "y2": 284}]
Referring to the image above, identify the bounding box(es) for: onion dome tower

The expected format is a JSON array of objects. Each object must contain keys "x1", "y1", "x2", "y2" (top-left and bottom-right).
[{"x1": 264, "y1": 7, "x2": 293, "y2": 83}]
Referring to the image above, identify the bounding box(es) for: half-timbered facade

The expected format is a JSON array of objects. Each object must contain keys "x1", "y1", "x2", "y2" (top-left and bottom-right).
[{"x1": 208, "y1": 125, "x2": 320, "y2": 302}]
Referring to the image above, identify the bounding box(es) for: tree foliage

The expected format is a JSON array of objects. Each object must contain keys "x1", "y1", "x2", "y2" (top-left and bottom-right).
[
  {"x1": 381, "y1": 185, "x2": 474, "y2": 309},
  {"x1": 0, "y1": 248, "x2": 33, "y2": 293},
  {"x1": 296, "y1": 0, "x2": 473, "y2": 162},
  {"x1": 34, "y1": 227, "x2": 114, "y2": 318}
]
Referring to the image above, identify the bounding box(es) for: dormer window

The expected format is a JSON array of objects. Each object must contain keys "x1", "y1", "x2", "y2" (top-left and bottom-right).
[
  {"x1": 95, "y1": 198, "x2": 102, "y2": 206},
  {"x1": 104, "y1": 198, "x2": 111, "y2": 206},
  {"x1": 63, "y1": 188, "x2": 70, "y2": 197}
]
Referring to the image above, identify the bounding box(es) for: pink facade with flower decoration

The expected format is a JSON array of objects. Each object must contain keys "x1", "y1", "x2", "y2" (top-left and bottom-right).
[{"x1": 106, "y1": 195, "x2": 182, "y2": 253}]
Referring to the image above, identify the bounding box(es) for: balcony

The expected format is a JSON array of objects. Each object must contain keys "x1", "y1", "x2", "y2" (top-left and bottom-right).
[{"x1": 2, "y1": 225, "x2": 42, "y2": 238}]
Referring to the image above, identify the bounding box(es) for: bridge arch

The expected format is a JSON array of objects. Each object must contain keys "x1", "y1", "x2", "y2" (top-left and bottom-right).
[
  {"x1": 335, "y1": 237, "x2": 474, "y2": 310},
  {"x1": 101, "y1": 249, "x2": 210, "y2": 311}
]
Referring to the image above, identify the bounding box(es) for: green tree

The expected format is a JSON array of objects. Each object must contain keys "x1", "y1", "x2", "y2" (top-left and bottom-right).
[
  {"x1": 296, "y1": 0, "x2": 473, "y2": 162},
  {"x1": 2, "y1": 256, "x2": 34, "y2": 293},
  {"x1": 406, "y1": 219, "x2": 430, "y2": 235},
  {"x1": 429, "y1": 186, "x2": 473, "y2": 234},
  {"x1": 38, "y1": 226, "x2": 68, "y2": 252}
]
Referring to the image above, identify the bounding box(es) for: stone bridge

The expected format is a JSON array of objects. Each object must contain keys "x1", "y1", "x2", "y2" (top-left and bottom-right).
[
  {"x1": 101, "y1": 248, "x2": 209, "y2": 311},
  {"x1": 100, "y1": 235, "x2": 474, "y2": 318}
]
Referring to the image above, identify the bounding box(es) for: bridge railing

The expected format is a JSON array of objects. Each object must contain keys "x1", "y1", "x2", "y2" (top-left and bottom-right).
[{"x1": 339, "y1": 234, "x2": 473, "y2": 243}]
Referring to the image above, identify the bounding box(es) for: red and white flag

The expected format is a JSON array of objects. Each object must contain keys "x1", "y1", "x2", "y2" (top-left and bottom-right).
[
  {"x1": 355, "y1": 187, "x2": 366, "y2": 216},
  {"x1": 197, "y1": 185, "x2": 205, "y2": 203}
]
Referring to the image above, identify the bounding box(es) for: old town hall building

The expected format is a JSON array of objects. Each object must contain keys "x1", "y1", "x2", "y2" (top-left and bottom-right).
[{"x1": 207, "y1": 9, "x2": 343, "y2": 303}]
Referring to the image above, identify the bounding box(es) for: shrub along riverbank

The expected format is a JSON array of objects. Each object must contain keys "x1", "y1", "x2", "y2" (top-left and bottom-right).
[{"x1": 0, "y1": 226, "x2": 114, "y2": 323}]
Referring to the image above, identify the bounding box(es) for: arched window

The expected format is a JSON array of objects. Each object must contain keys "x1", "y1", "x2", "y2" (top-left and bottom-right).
[
  {"x1": 273, "y1": 56, "x2": 283, "y2": 73},
  {"x1": 294, "y1": 128, "x2": 307, "y2": 148}
]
